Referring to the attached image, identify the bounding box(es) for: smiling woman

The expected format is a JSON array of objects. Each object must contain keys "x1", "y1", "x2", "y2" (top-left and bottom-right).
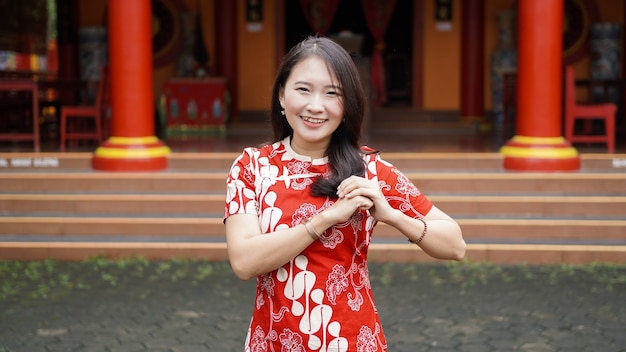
[
  {"x1": 278, "y1": 56, "x2": 344, "y2": 159},
  {"x1": 223, "y1": 36, "x2": 465, "y2": 352}
]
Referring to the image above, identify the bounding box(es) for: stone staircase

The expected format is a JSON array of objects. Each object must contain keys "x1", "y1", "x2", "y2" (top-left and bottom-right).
[{"x1": 1, "y1": 151, "x2": 625, "y2": 264}]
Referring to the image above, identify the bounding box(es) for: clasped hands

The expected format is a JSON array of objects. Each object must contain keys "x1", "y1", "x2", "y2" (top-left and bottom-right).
[{"x1": 327, "y1": 175, "x2": 396, "y2": 224}]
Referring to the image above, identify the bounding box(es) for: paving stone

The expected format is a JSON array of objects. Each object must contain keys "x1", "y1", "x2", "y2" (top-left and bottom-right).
[
  {"x1": 1, "y1": 262, "x2": 625, "y2": 351},
  {"x1": 487, "y1": 338, "x2": 526, "y2": 351},
  {"x1": 457, "y1": 343, "x2": 496, "y2": 352},
  {"x1": 170, "y1": 345, "x2": 211, "y2": 352},
  {"x1": 43, "y1": 339, "x2": 85, "y2": 352},
  {"x1": 518, "y1": 342, "x2": 555, "y2": 352},
  {"x1": 107, "y1": 342, "x2": 148, "y2": 352}
]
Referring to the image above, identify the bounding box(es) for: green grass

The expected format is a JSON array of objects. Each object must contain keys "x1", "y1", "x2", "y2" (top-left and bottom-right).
[
  {"x1": 1, "y1": 257, "x2": 625, "y2": 301},
  {"x1": 368, "y1": 260, "x2": 626, "y2": 293},
  {"x1": 0, "y1": 256, "x2": 231, "y2": 301}
]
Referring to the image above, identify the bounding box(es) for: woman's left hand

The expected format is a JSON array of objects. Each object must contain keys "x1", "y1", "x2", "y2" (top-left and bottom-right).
[
  {"x1": 336, "y1": 176, "x2": 396, "y2": 222},
  {"x1": 338, "y1": 176, "x2": 466, "y2": 261}
]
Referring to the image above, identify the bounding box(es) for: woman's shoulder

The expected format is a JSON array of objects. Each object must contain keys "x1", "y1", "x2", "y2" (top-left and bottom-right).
[
  {"x1": 360, "y1": 145, "x2": 381, "y2": 162},
  {"x1": 231, "y1": 141, "x2": 287, "y2": 165},
  {"x1": 360, "y1": 145, "x2": 378, "y2": 154},
  {"x1": 360, "y1": 146, "x2": 398, "y2": 171}
]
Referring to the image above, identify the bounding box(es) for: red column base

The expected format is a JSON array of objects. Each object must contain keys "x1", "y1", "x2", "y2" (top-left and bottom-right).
[
  {"x1": 500, "y1": 135, "x2": 581, "y2": 171},
  {"x1": 92, "y1": 136, "x2": 171, "y2": 171}
]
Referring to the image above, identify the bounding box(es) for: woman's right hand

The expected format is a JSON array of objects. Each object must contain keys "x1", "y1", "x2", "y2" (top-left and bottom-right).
[{"x1": 323, "y1": 195, "x2": 373, "y2": 224}]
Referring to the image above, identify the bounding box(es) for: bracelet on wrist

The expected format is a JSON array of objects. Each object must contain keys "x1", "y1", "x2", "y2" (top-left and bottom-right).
[
  {"x1": 303, "y1": 217, "x2": 321, "y2": 240},
  {"x1": 408, "y1": 217, "x2": 427, "y2": 245}
]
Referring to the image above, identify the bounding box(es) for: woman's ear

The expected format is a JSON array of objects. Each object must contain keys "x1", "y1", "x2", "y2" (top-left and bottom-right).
[{"x1": 278, "y1": 87, "x2": 285, "y2": 109}]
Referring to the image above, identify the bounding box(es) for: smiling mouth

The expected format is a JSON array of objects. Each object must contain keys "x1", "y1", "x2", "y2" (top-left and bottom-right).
[{"x1": 301, "y1": 116, "x2": 327, "y2": 124}]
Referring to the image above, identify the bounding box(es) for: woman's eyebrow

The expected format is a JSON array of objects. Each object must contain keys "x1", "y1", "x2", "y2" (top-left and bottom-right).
[
  {"x1": 292, "y1": 81, "x2": 341, "y2": 90},
  {"x1": 327, "y1": 84, "x2": 343, "y2": 91}
]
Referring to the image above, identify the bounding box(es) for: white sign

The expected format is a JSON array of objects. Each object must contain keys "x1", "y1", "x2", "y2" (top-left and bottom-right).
[
  {"x1": 612, "y1": 158, "x2": 626, "y2": 168},
  {"x1": 0, "y1": 157, "x2": 60, "y2": 168}
]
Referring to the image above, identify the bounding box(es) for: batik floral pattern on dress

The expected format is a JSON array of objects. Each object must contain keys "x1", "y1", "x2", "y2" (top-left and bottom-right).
[{"x1": 225, "y1": 138, "x2": 432, "y2": 352}]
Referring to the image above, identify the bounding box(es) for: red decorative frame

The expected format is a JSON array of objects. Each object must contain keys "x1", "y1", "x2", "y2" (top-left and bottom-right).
[
  {"x1": 563, "y1": 0, "x2": 599, "y2": 65},
  {"x1": 151, "y1": 0, "x2": 187, "y2": 68}
]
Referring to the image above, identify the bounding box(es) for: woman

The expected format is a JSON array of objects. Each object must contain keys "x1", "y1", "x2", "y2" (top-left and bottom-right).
[{"x1": 224, "y1": 36, "x2": 465, "y2": 351}]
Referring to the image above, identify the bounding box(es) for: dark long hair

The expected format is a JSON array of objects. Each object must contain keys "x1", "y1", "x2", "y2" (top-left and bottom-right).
[{"x1": 270, "y1": 36, "x2": 368, "y2": 197}]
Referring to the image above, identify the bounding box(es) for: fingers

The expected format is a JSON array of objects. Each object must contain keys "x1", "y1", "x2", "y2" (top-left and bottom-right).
[
  {"x1": 329, "y1": 195, "x2": 373, "y2": 223},
  {"x1": 335, "y1": 194, "x2": 372, "y2": 210},
  {"x1": 353, "y1": 195, "x2": 373, "y2": 210},
  {"x1": 337, "y1": 176, "x2": 376, "y2": 199}
]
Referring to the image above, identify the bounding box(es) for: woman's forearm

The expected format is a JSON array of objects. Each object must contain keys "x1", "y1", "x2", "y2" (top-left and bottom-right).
[
  {"x1": 226, "y1": 213, "x2": 335, "y2": 280},
  {"x1": 385, "y1": 208, "x2": 466, "y2": 260}
]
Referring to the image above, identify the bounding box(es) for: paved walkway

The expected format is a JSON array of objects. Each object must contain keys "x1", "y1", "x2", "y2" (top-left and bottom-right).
[{"x1": 1, "y1": 260, "x2": 625, "y2": 352}]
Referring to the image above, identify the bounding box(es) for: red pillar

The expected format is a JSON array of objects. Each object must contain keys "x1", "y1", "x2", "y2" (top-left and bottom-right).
[
  {"x1": 500, "y1": 0, "x2": 580, "y2": 171},
  {"x1": 460, "y1": 0, "x2": 484, "y2": 122},
  {"x1": 92, "y1": 0, "x2": 170, "y2": 171},
  {"x1": 215, "y1": 0, "x2": 238, "y2": 120}
]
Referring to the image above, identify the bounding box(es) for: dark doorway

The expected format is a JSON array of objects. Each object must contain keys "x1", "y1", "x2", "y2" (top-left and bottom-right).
[
  {"x1": 284, "y1": 0, "x2": 414, "y2": 106},
  {"x1": 383, "y1": 0, "x2": 413, "y2": 106}
]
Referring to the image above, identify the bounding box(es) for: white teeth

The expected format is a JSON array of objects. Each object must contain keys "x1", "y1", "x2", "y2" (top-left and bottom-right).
[{"x1": 302, "y1": 116, "x2": 326, "y2": 124}]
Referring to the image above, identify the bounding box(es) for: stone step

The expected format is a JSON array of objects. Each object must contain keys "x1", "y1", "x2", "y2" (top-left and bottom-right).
[
  {"x1": 376, "y1": 219, "x2": 626, "y2": 242},
  {"x1": 1, "y1": 241, "x2": 625, "y2": 264},
  {"x1": 1, "y1": 151, "x2": 625, "y2": 264},
  {"x1": 1, "y1": 152, "x2": 625, "y2": 171},
  {"x1": 414, "y1": 173, "x2": 626, "y2": 195},
  {"x1": 0, "y1": 172, "x2": 225, "y2": 193},
  {"x1": 1, "y1": 216, "x2": 624, "y2": 243},
  {"x1": 433, "y1": 195, "x2": 626, "y2": 218},
  {"x1": 1, "y1": 172, "x2": 625, "y2": 194},
  {"x1": 0, "y1": 194, "x2": 224, "y2": 215},
  {"x1": 1, "y1": 194, "x2": 625, "y2": 218}
]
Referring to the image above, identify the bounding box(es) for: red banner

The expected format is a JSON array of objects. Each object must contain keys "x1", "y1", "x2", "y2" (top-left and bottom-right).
[
  {"x1": 299, "y1": 0, "x2": 340, "y2": 35},
  {"x1": 361, "y1": 0, "x2": 397, "y2": 106}
]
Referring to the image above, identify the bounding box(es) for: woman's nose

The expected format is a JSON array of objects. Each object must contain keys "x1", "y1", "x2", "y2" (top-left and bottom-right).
[{"x1": 307, "y1": 94, "x2": 324, "y2": 112}]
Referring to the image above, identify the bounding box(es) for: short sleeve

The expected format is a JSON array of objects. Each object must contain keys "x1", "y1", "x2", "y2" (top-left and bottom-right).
[
  {"x1": 224, "y1": 148, "x2": 260, "y2": 221},
  {"x1": 368, "y1": 153, "x2": 433, "y2": 218}
]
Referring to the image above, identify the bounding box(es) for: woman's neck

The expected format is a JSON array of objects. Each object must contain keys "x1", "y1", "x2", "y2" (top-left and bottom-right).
[{"x1": 289, "y1": 136, "x2": 328, "y2": 160}]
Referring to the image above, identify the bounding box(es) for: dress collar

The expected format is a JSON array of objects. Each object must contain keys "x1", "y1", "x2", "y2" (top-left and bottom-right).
[{"x1": 282, "y1": 136, "x2": 329, "y2": 165}]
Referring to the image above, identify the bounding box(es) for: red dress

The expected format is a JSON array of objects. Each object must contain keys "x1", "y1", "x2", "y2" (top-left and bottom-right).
[{"x1": 225, "y1": 137, "x2": 433, "y2": 352}]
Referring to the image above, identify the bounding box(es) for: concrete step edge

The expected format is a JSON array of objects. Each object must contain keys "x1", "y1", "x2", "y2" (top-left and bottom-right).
[
  {"x1": 0, "y1": 216, "x2": 624, "y2": 224},
  {"x1": 1, "y1": 241, "x2": 625, "y2": 264},
  {"x1": 2, "y1": 194, "x2": 626, "y2": 201}
]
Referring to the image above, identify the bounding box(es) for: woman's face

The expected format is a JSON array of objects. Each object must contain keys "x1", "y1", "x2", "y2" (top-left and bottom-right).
[{"x1": 279, "y1": 56, "x2": 344, "y2": 157}]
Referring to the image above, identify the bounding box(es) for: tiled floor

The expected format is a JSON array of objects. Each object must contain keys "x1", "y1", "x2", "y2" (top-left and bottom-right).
[
  {"x1": 1, "y1": 119, "x2": 624, "y2": 154},
  {"x1": 161, "y1": 129, "x2": 507, "y2": 154}
]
